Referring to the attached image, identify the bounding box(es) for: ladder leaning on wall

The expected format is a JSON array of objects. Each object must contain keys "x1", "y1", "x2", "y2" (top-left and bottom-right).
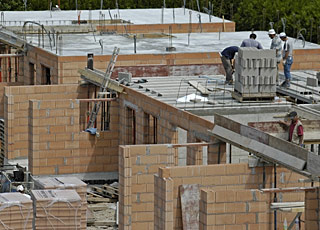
[{"x1": 86, "y1": 47, "x2": 120, "y2": 131}]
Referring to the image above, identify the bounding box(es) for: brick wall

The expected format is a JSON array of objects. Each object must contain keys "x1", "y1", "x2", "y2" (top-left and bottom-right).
[
  {"x1": 50, "y1": 49, "x2": 320, "y2": 85},
  {"x1": 305, "y1": 187, "x2": 320, "y2": 230},
  {"x1": 155, "y1": 163, "x2": 311, "y2": 230},
  {"x1": 4, "y1": 84, "x2": 89, "y2": 159},
  {"x1": 28, "y1": 98, "x2": 119, "y2": 175},
  {"x1": 24, "y1": 46, "x2": 58, "y2": 85},
  {"x1": 118, "y1": 87, "x2": 225, "y2": 165},
  {"x1": 119, "y1": 144, "x2": 175, "y2": 230},
  {"x1": 97, "y1": 22, "x2": 236, "y2": 34},
  {"x1": 199, "y1": 188, "x2": 269, "y2": 229},
  {"x1": 0, "y1": 82, "x2": 22, "y2": 117}
]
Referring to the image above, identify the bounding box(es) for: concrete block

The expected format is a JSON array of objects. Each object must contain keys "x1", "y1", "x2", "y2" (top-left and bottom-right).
[
  {"x1": 259, "y1": 49, "x2": 276, "y2": 59},
  {"x1": 270, "y1": 58, "x2": 277, "y2": 68},
  {"x1": 118, "y1": 72, "x2": 132, "y2": 83},
  {"x1": 317, "y1": 72, "x2": 320, "y2": 81},
  {"x1": 259, "y1": 59, "x2": 265, "y2": 68},
  {"x1": 307, "y1": 77, "x2": 318, "y2": 87},
  {"x1": 242, "y1": 85, "x2": 259, "y2": 94},
  {"x1": 238, "y1": 47, "x2": 259, "y2": 59},
  {"x1": 259, "y1": 85, "x2": 276, "y2": 93},
  {"x1": 240, "y1": 58, "x2": 248, "y2": 68}
]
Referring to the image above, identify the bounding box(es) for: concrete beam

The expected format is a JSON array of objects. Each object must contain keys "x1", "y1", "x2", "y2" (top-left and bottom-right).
[{"x1": 210, "y1": 113, "x2": 320, "y2": 178}]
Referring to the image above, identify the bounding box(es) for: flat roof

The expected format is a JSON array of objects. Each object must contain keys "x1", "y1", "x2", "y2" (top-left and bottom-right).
[
  {"x1": 126, "y1": 70, "x2": 320, "y2": 113},
  {"x1": 25, "y1": 31, "x2": 320, "y2": 56},
  {"x1": 1, "y1": 8, "x2": 229, "y2": 25}
]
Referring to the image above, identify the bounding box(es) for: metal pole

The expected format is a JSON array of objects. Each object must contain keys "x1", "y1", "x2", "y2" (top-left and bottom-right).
[
  {"x1": 310, "y1": 18, "x2": 313, "y2": 42},
  {"x1": 188, "y1": 11, "x2": 192, "y2": 46},
  {"x1": 100, "y1": 0, "x2": 103, "y2": 10},
  {"x1": 133, "y1": 35, "x2": 136, "y2": 54},
  {"x1": 274, "y1": 164, "x2": 277, "y2": 230}
]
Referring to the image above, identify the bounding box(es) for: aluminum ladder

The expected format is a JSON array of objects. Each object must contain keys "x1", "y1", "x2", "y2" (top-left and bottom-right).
[{"x1": 86, "y1": 47, "x2": 120, "y2": 130}]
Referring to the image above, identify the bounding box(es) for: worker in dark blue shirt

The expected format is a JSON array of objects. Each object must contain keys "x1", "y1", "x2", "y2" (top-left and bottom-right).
[{"x1": 220, "y1": 46, "x2": 239, "y2": 84}]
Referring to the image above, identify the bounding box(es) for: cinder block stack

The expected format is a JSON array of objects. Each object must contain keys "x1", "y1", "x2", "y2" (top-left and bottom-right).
[
  {"x1": 33, "y1": 177, "x2": 87, "y2": 229},
  {"x1": 0, "y1": 193, "x2": 33, "y2": 230},
  {"x1": 234, "y1": 47, "x2": 277, "y2": 95},
  {"x1": 31, "y1": 189, "x2": 82, "y2": 230}
]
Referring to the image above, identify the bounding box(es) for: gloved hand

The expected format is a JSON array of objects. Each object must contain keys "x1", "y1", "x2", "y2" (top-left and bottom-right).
[
  {"x1": 300, "y1": 144, "x2": 305, "y2": 148},
  {"x1": 282, "y1": 59, "x2": 286, "y2": 65}
]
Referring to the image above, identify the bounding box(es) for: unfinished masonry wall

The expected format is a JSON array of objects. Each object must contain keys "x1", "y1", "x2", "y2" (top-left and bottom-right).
[
  {"x1": 28, "y1": 98, "x2": 119, "y2": 175},
  {"x1": 305, "y1": 187, "x2": 320, "y2": 229},
  {"x1": 24, "y1": 46, "x2": 58, "y2": 85},
  {"x1": 199, "y1": 188, "x2": 269, "y2": 230},
  {"x1": 97, "y1": 22, "x2": 236, "y2": 34},
  {"x1": 119, "y1": 145, "x2": 176, "y2": 230},
  {"x1": 155, "y1": 163, "x2": 310, "y2": 230},
  {"x1": 118, "y1": 87, "x2": 225, "y2": 165},
  {"x1": 0, "y1": 82, "x2": 22, "y2": 117},
  {"x1": 4, "y1": 84, "x2": 88, "y2": 159},
  {"x1": 43, "y1": 49, "x2": 320, "y2": 85}
]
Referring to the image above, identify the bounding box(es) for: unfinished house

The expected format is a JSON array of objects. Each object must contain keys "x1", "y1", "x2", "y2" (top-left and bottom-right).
[{"x1": 1, "y1": 7, "x2": 320, "y2": 230}]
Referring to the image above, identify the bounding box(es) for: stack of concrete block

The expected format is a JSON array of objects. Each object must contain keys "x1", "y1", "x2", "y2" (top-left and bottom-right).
[
  {"x1": 0, "y1": 193, "x2": 33, "y2": 229},
  {"x1": 33, "y1": 177, "x2": 87, "y2": 229},
  {"x1": 234, "y1": 47, "x2": 277, "y2": 95},
  {"x1": 31, "y1": 190, "x2": 82, "y2": 230}
]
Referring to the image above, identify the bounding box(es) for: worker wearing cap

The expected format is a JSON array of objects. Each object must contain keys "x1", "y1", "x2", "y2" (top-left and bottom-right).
[
  {"x1": 268, "y1": 29, "x2": 282, "y2": 84},
  {"x1": 279, "y1": 32, "x2": 293, "y2": 88},
  {"x1": 280, "y1": 111, "x2": 304, "y2": 147},
  {"x1": 240, "y1": 33, "x2": 263, "y2": 49},
  {"x1": 220, "y1": 46, "x2": 239, "y2": 84}
]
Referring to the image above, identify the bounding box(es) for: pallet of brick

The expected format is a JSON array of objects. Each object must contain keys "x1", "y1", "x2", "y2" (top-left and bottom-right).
[
  {"x1": 0, "y1": 192, "x2": 33, "y2": 230},
  {"x1": 33, "y1": 177, "x2": 87, "y2": 229},
  {"x1": 234, "y1": 47, "x2": 277, "y2": 98},
  {"x1": 31, "y1": 189, "x2": 82, "y2": 229}
]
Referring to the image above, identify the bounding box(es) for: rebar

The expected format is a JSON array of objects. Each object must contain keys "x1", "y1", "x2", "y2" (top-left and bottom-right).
[{"x1": 281, "y1": 17, "x2": 286, "y2": 33}]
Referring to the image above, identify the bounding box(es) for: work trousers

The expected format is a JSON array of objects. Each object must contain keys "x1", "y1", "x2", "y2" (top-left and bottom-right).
[{"x1": 220, "y1": 55, "x2": 233, "y2": 82}]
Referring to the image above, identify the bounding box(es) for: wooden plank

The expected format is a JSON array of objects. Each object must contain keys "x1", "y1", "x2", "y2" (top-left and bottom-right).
[
  {"x1": 87, "y1": 191, "x2": 104, "y2": 198},
  {"x1": 87, "y1": 197, "x2": 115, "y2": 203},
  {"x1": 188, "y1": 81, "x2": 210, "y2": 95},
  {"x1": 179, "y1": 184, "x2": 200, "y2": 230},
  {"x1": 170, "y1": 142, "x2": 214, "y2": 148},
  {"x1": 260, "y1": 187, "x2": 316, "y2": 193},
  {"x1": 94, "y1": 221, "x2": 117, "y2": 226},
  {"x1": 271, "y1": 202, "x2": 304, "y2": 209}
]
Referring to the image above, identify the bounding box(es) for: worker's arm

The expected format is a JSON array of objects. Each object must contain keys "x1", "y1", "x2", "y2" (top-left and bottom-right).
[{"x1": 279, "y1": 120, "x2": 289, "y2": 128}]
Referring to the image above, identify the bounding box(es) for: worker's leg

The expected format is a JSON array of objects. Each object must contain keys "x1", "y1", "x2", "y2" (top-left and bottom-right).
[
  {"x1": 284, "y1": 57, "x2": 293, "y2": 87},
  {"x1": 220, "y1": 56, "x2": 233, "y2": 82}
]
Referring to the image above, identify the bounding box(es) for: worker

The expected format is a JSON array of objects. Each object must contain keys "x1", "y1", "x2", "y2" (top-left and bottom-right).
[
  {"x1": 220, "y1": 46, "x2": 239, "y2": 85},
  {"x1": 279, "y1": 32, "x2": 293, "y2": 88},
  {"x1": 240, "y1": 33, "x2": 263, "y2": 49},
  {"x1": 268, "y1": 29, "x2": 282, "y2": 85},
  {"x1": 17, "y1": 185, "x2": 31, "y2": 199},
  {"x1": 279, "y1": 111, "x2": 304, "y2": 147}
]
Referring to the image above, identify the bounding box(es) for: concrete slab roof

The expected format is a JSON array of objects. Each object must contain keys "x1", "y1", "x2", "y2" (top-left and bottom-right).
[
  {"x1": 1, "y1": 8, "x2": 230, "y2": 25},
  {"x1": 126, "y1": 74, "x2": 291, "y2": 111},
  {"x1": 125, "y1": 70, "x2": 320, "y2": 116},
  {"x1": 25, "y1": 31, "x2": 320, "y2": 56}
]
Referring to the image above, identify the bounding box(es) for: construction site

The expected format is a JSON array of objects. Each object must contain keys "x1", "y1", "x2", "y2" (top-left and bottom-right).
[{"x1": 0, "y1": 6, "x2": 320, "y2": 230}]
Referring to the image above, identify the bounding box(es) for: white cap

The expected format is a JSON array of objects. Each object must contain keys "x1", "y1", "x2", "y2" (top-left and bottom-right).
[
  {"x1": 268, "y1": 29, "x2": 276, "y2": 35},
  {"x1": 17, "y1": 185, "x2": 24, "y2": 192},
  {"x1": 279, "y1": 32, "x2": 287, "y2": 38}
]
